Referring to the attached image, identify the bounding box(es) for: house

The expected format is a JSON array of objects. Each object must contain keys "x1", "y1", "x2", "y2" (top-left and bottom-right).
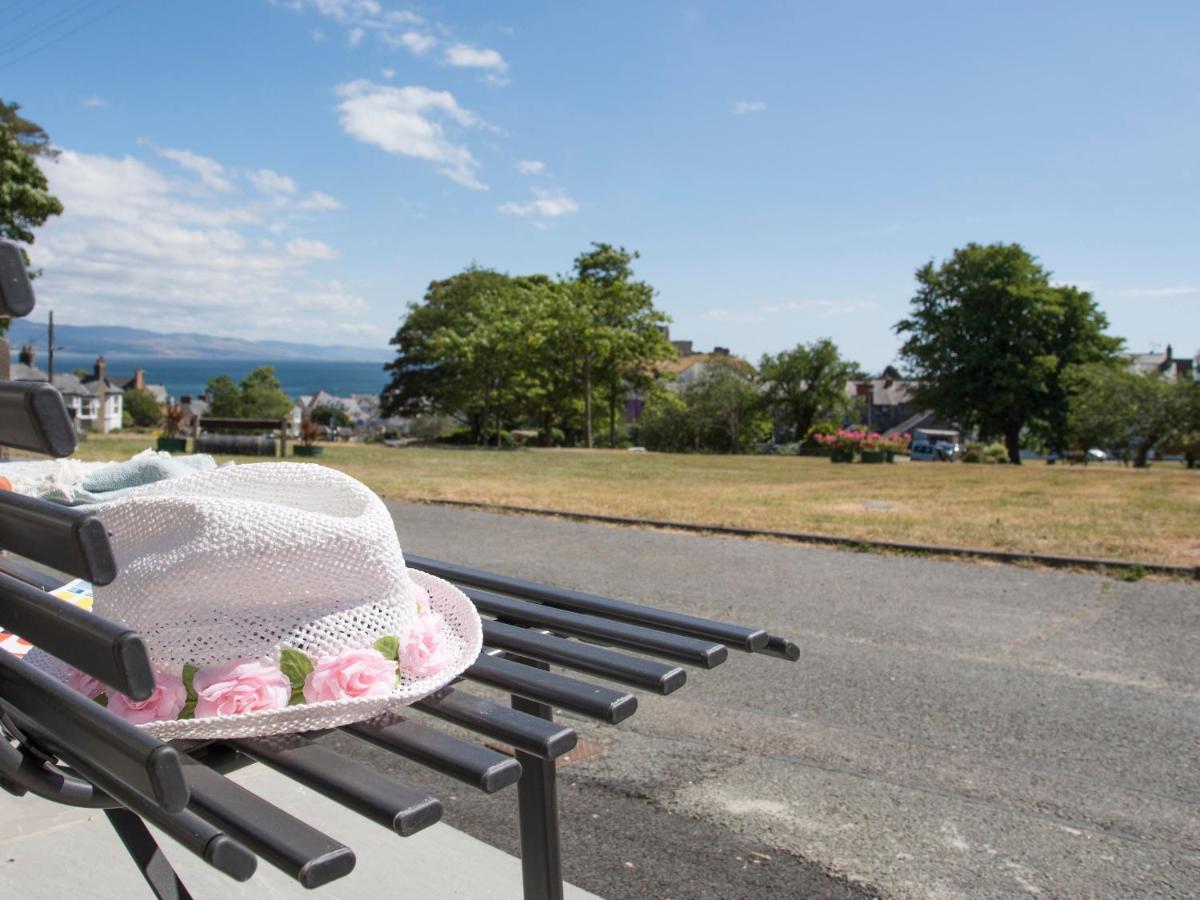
[
  {"x1": 108, "y1": 367, "x2": 170, "y2": 404},
  {"x1": 11, "y1": 348, "x2": 124, "y2": 432},
  {"x1": 850, "y1": 367, "x2": 923, "y2": 433},
  {"x1": 1126, "y1": 345, "x2": 1196, "y2": 383},
  {"x1": 623, "y1": 336, "x2": 755, "y2": 424}
]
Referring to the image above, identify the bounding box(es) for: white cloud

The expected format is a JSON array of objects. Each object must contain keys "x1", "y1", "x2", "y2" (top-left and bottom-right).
[
  {"x1": 297, "y1": 190, "x2": 344, "y2": 210},
  {"x1": 335, "y1": 80, "x2": 488, "y2": 189},
  {"x1": 154, "y1": 146, "x2": 235, "y2": 193},
  {"x1": 443, "y1": 42, "x2": 507, "y2": 72},
  {"x1": 760, "y1": 299, "x2": 880, "y2": 316},
  {"x1": 311, "y1": 28, "x2": 326, "y2": 42},
  {"x1": 285, "y1": 237, "x2": 338, "y2": 260},
  {"x1": 80, "y1": 96, "x2": 106, "y2": 109},
  {"x1": 28, "y1": 147, "x2": 369, "y2": 343},
  {"x1": 498, "y1": 188, "x2": 579, "y2": 224},
  {"x1": 1114, "y1": 285, "x2": 1199, "y2": 298},
  {"x1": 385, "y1": 30, "x2": 436, "y2": 55},
  {"x1": 381, "y1": 67, "x2": 396, "y2": 79},
  {"x1": 347, "y1": 26, "x2": 365, "y2": 45},
  {"x1": 515, "y1": 159, "x2": 545, "y2": 175},
  {"x1": 246, "y1": 168, "x2": 298, "y2": 195},
  {"x1": 731, "y1": 99, "x2": 767, "y2": 115},
  {"x1": 704, "y1": 308, "x2": 765, "y2": 324}
]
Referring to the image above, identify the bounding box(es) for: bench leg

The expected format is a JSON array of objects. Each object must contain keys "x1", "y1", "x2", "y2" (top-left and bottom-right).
[
  {"x1": 510, "y1": 658, "x2": 563, "y2": 900},
  {"x1": 105, "y1": 808, "x2": 195, "y2": 900}
]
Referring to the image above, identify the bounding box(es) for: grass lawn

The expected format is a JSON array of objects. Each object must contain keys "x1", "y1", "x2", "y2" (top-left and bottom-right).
[{"x1": 70, "y1": 434, "x2": 1200, "y2": 567}]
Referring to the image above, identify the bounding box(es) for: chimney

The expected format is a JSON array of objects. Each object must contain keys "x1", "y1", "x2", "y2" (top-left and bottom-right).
[
  {"x1": 94, "y1": 355, "x2": 107, "y2": 382},
  {"x1": 1166, "y1": 344, "x2": 1173, "y2": 360},
  {"x1": 134, "y1": 368, "x2": 146, "y2": 390},
  {"x1": 18, "y1": 344, "x2": 34, "y2": 367}
]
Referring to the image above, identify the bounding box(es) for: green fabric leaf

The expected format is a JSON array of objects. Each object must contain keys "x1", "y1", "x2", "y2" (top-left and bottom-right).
[
  {"x1": 279, "y1": 649, "x2": 313, "y2": 695},
  {"x1": 94, "y1": 693, "x2": 107, "y2": 708},
  {"x1": 373, "y1": 635, "x2": 399, "y2": 661},
  {"x1": 179, "y1": 663, "x2": 198, "y2": 720}
]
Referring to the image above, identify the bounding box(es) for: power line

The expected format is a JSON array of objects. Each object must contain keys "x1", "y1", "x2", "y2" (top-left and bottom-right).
[
  {"x1": 0, "y1": 0, "x2": 70, "y2": 32},
  {"x1": 0, "y1": 0, "x2": 95, "y2": 54},
  {"x1": 0, "y1": 0, "x2": 140, "y2": 71}
]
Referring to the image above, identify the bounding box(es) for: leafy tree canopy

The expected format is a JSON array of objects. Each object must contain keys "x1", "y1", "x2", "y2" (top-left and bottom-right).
[
  {"x1": 205, "y1": 367, "x2": 292, "y2": 420},
  {"x1": 310, "y1": 405, "x2": 352, "y2": 428},
  {"x1": 122, "y1": 387, "x2": 162, "y2": 428},
  {"x1": 759, "y1": 339, "x2": 859, "y2": 442},
  {"x1": 895, "y1": 243, "x2": 1121, "y2": 463},
  {"x1": 1064, "y1": 364, "x2": 1190, "y2": 467}
]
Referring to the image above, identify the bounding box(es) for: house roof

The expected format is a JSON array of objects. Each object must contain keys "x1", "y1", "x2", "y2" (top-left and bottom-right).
[
  {"x1": 660, "y1": 353, "x2": 755, "y2": 378},
  {"x1": 10, "y1": 362, "x2": 46, "y2": 382}
]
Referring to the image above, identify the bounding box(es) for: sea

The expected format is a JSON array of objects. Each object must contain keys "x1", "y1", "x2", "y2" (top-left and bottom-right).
[{"x1": 24, "y1": 353, "x2": 389, "y2": 401}]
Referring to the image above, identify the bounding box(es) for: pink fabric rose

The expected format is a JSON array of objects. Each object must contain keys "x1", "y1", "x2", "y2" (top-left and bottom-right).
[
  {"x1": 400, "y1": 612, "x2": 450, "y2": 678},
  {"x1": 193, "y1": 658, "x2": 291, "y2": 718},
  {"x1": 107, "y1": 671, "x2": 187, "y2": 725},
  {"x1": 65, "y1": 666, "x2": 105, "y2": 699},
  {"x1": 303, "y1": 648, "x2": 396, "y2": 703}
]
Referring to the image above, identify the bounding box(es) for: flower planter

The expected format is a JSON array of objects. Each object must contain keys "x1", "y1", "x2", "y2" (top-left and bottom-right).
[
  {"x1": 156, "y1": 437, "x2": 187, "y2": 453},
  {"x1": 293, "y1": 445, "x2": 324, "y2": 457},
  {"x1": 885, "y1": 450, "x2": 895, "y2": 463},
  {"x1": 860, "y1": 450, "x2": 886, "y2": 464},
  {"x1": 830, "y1": 449, "x2": 854, "y2": 463}
]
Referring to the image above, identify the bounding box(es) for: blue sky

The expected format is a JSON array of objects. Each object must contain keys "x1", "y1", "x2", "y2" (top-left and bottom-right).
[{"x1": 4, "y1": 0, "x2": 1197, "y2": 369}]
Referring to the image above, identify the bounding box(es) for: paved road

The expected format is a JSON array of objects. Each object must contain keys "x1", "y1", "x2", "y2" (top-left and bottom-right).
[{"x1": 349, "y1": 502, "x2": 1199, "y2": 899}]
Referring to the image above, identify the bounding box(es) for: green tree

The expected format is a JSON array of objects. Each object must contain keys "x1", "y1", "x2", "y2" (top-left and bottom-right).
[
  {"x1": 310, "y1": 405, "x2": 352, "y2": 428},
  {"x1": 895, "y1": 243, "x2": 1121, "y2": 463},
  {"x1": 572, "y1": 243, "x2": 674, "y2": 448},
  {"x1": 1164, "y1": 379, "x2": 1200, "y2": 468},
  {"x1": 382, "y1": 267, "x2": 530, "y2": 442},
  {"x1": 239, "y1": 366, "x2": 293, "y2": 419},
  {"x1": 684, "y1": 358, "x2": 769, "y2": 453},
  {"x1": 0, "y1": 100, "x2": 59, "y2": 158},
  {"x1": 1064, "y1": 365, "x2": 1183, "y2": 467},
  {"x1": 637, "y1": 386, "x2": 695, "y2": 452},
  {"x1": 0, "y1": 101, "x2": 63, "y2": 336},
  {"x1": 122, "y1": 387, "x2": 162, "y2": 427},
  {"x1": 758, "y1": 339, "x2": 859, "y2": 442},
  {"x1": 206, "y1": 374, "x2": 242, "y2": 417}
]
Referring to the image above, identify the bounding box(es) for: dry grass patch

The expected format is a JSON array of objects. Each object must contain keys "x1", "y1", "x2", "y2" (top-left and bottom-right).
[{"x1": 72, "y1": 437, "x2": 1200, "y2": 566}]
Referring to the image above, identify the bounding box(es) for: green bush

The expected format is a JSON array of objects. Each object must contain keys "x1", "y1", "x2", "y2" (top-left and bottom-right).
[
  {"x1": 409, "y1": 413, "x2": 458, "y2": 441},
  {"x1": 963, "y1": 442, "x2": 1009, "y2": 464}
]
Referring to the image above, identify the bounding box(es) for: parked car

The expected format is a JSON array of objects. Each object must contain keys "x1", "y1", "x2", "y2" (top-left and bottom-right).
[{"x1": 910, "y1": 441, "x2": 944, "y2": 462}]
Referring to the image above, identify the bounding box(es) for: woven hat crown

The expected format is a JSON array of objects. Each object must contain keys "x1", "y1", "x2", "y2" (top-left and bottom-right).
[{"x1": 91, "y1": 463, "x2": 417, "y2": 669}]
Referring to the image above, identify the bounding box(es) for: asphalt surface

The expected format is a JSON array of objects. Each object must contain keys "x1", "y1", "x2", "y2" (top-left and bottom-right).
[{"x1": 344, "y1": 501, "x2": 1199, "y2": 899}]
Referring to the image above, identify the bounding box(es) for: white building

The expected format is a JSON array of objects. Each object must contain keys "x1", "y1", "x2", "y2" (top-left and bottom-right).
[{"x1": 12, "y1": 349, "x2": 124, "y2": 433}]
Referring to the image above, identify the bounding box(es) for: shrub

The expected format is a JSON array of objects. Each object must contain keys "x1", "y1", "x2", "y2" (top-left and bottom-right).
[
  {"x1": 963, "y1": 442, "x2": 1008, "y2": 464},
  {"x1": 409, "y1": 414, "x2": 458, "y2": 441}
]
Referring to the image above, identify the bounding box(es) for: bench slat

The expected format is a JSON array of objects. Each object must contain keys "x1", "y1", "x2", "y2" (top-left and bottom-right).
[
  {"x1": 0, "y1": 570, "x2": 155, "y2": 700},
  {"x1": 466, "y1": 654, "x2": 638, "y2": 725},
  {"x1": 414, "y1": 688, "x2": 577, "y2": 760},
  {"x1": 233, "y1": 734, "x2": 443, "y2": 837},
  {"x1": 483, "y1": 620, "x2": 687, "y2": 694},
  {"x1": 0, "y1": 490, "x2": 116, "y2": 584},
  {"x1": 0, "y1": 652, "x2": 188, "y2": 812},
  {"x1": 0, "y1": 381, "x2": 78, "y2": 458},
  {"x1": 468, "y1": 587, "x2": 728, "y2": 668},
  {"x1": 342, "y1": 715, "x2": 522, "y2": 793},
  {"x1": 410, "y1": 555, "x2": 768, "y2": 652},
  {"x1": 182, "y1": 756, "x2": 356, "y2": 889}
]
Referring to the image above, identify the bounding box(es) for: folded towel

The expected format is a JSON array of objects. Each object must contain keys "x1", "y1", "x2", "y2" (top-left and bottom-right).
[{"x1": 22, "y1": 449, "x2": 219, "y2": 506}]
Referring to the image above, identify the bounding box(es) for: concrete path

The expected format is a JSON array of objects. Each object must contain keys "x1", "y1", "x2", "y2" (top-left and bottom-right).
[
  {"x1": 0, "y1": 766, "x2": 601, "y2": 899},
  {"x1": 383, "y1": 501, "x2": 1200, "y2": 900}
]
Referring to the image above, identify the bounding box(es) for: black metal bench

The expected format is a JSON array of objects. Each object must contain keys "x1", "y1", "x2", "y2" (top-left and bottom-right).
[{"x1": 0, "y1": 243, "x2": 797, "y2": 898}]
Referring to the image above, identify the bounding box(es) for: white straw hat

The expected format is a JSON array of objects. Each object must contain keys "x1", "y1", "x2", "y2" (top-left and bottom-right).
[{"x1": 26, "y1": 463, "x2": 482, "y2": 741}]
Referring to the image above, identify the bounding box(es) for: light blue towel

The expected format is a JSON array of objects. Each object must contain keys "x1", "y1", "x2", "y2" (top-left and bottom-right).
[{"x1": 39, "y1": 452, "x2": 218, "y2": 506}]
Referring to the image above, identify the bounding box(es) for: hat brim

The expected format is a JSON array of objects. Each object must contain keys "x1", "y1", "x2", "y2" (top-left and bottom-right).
[{"x1": 27, "y1": 569, "x2": 482, "y2": 742}]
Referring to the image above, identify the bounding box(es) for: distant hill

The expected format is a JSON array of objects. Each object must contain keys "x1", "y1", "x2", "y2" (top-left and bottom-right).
[{"x1": 6, "y1": 320, "x2": 390, "y2": 362}]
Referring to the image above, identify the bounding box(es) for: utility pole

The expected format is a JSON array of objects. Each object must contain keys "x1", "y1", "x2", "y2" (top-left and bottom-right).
[{"x1": 47, "y1": 310, "x2": 54, "y2": 383}]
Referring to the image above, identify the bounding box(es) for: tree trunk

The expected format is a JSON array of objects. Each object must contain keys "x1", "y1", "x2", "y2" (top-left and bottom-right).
[
  {"x1": 608, "y1": 384, "x2": 617, "y2": 448},
  {"x1": 1005, "y1": 426, "x2": 1022, "y2": 465},
  {"x1": 1134, "y1": 440, "x2": 1154, "y2": 468},
  {"x1": 584, "y1": 355, "x2": 593, "y2": 449}
]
